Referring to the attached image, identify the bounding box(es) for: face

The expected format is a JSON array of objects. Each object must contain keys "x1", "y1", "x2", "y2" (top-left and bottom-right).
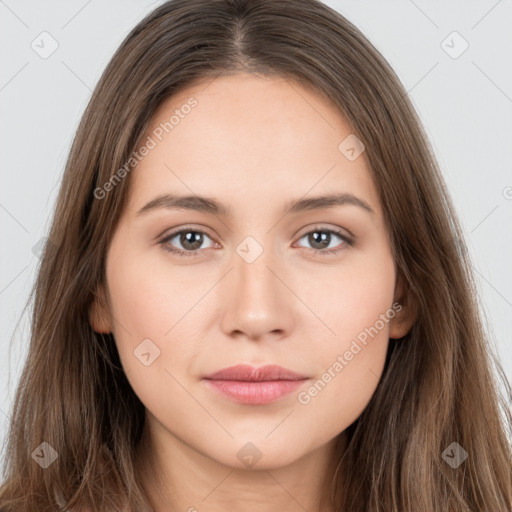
[{"x1": 91, "y1": 72, "x2": 413, "y2": 470}]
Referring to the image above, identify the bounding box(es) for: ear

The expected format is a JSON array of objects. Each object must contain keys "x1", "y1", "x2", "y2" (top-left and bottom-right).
[
  {"x1": 89, "y1": 282, "x2": 112, "y2": 334},
  {"x1": 389, "y1": 272, "x2": 418, "y2": 340}
]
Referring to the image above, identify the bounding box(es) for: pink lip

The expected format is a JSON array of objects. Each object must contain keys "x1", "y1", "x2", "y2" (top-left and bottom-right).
[{"x1": 203, "y1": 364, "x2": 309, "y2": 405}]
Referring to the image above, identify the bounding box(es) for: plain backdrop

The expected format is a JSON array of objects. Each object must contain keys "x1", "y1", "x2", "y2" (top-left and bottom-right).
[{"x1": 1, "y1": 0, "x2": 511, "y2": 452}]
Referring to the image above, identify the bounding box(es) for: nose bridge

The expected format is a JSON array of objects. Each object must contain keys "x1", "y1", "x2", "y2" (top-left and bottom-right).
[
  {"x1": 220, "y1": 233, "x2": 293, "y2": 340},
  {"x1": 234, "y1": 235, "x2": 280, "y2": 307}
]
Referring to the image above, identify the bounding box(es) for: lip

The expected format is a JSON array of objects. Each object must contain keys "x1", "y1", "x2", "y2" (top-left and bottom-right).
[
  {"x1": 204, "y1": 364, "x2": 308, "y2": 381},
  {"x1": 203, "y1": 364, "x2": 309, "y2": 405}
]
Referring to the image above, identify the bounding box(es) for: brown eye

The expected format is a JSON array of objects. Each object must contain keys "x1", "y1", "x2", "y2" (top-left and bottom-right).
[
  {"x1": 295, "y1": 227, "x2": 354, "y2": 255},
  {"x1": 160, "y1": 228, "x2": 215, "y2": 257}
]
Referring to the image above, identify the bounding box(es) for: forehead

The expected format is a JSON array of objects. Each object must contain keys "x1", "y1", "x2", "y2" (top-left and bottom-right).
[{"x1": 125, "y1": 72, "x2": 381, "y2": 219}]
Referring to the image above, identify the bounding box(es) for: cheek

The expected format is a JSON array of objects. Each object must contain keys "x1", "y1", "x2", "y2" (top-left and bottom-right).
[
  {"x1": 104, "y1": 247, "x2": 211, "y2": 399},
  {"x1": 303, "y1": 243, "x2": 395, "y2": 350},
  {"x1": 106, "y1": 243, "x2": 201, "y2": 339},
  {"x1": 294, "y1": 313, "x2": 392, "y2": 441},
  {"x1": 293, "y1": 248, "x2": 395, "y2": 425}
]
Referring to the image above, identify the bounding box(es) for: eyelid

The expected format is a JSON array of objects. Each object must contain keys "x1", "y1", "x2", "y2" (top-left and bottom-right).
[
  {"x1": 159, "y1": 223, "x2": 354, "y2": 257},
  {"x1": 294, "y1": 223, "x2": 353, "y2": 240},
  {"x1": 158, "y1": 224, "x2": 217, "y2": 247},
  {"x1": 292, "y1": 225, "x2": 354, "y2": 254},
  {"x1": 157, "y1": 223, "x2": 216, "y2": 241}
]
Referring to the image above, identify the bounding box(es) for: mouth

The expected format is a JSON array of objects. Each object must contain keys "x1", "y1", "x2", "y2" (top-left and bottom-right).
[{"x1": 202, "y1": 364, "x2": 309, "y2": 405}]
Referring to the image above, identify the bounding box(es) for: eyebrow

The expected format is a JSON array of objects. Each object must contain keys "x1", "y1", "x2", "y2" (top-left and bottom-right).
[{"x1": 136, "y1": 192, "x2": 375, "y2": 217}]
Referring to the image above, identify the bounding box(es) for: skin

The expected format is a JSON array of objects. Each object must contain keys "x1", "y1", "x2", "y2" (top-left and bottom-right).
[{"x1": 90, "y1": 72, "x2": 417, "y2": 512}]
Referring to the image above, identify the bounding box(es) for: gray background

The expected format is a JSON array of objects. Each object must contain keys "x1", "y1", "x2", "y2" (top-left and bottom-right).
[{"x1": 1, "y1": 0, "x2": 511, "y2": 451}]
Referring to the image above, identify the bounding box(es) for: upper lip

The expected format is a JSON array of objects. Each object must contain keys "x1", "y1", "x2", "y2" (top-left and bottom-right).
[{"x1": 203, "y1": 364, "x2": 308, "y2": 382}]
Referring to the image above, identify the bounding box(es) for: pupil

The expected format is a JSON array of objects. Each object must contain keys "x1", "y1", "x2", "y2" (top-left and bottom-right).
[
  {"x1": 181, "y1": 231, "x2": 202, "y2": 250},
  {"x1": 310, "y1": 231, "x2": 329, "y2": 249}
]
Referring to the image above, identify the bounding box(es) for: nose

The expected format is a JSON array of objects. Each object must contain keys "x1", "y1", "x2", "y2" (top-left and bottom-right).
[{"x1": 219, "y1": 241, "x2": 295, "y2": 343}]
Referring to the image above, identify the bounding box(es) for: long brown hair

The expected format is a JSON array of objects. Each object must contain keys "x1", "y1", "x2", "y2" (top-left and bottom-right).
[{"x1": 1, "y1": 0, "x2": 511, "y2": 510}]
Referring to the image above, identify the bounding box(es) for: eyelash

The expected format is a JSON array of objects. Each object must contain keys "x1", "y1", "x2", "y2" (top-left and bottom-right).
[{"x1": 159, "y1": 225, "x2": 354, "y2": 258}]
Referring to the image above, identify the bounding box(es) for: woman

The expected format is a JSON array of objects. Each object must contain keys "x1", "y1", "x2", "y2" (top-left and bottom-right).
[{"x1": 1, "y1": 0, "x2": 511, "y2": 510}]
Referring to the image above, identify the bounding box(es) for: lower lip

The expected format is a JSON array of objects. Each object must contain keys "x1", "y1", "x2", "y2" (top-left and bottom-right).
[{"x1": 203, "y1": 379, "x2": 308, "y2": 405}]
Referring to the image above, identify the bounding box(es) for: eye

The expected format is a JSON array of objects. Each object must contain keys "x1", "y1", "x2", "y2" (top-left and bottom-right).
[
  {"x1": 159, "y1": 227, "x2": 216, "y2": 258},
  {"x1": 159, "y1": 225, "x2": 354, "y2": 258},
  {"x1": 294, "y1": 227, "x2": 354, "y2": 256}
]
